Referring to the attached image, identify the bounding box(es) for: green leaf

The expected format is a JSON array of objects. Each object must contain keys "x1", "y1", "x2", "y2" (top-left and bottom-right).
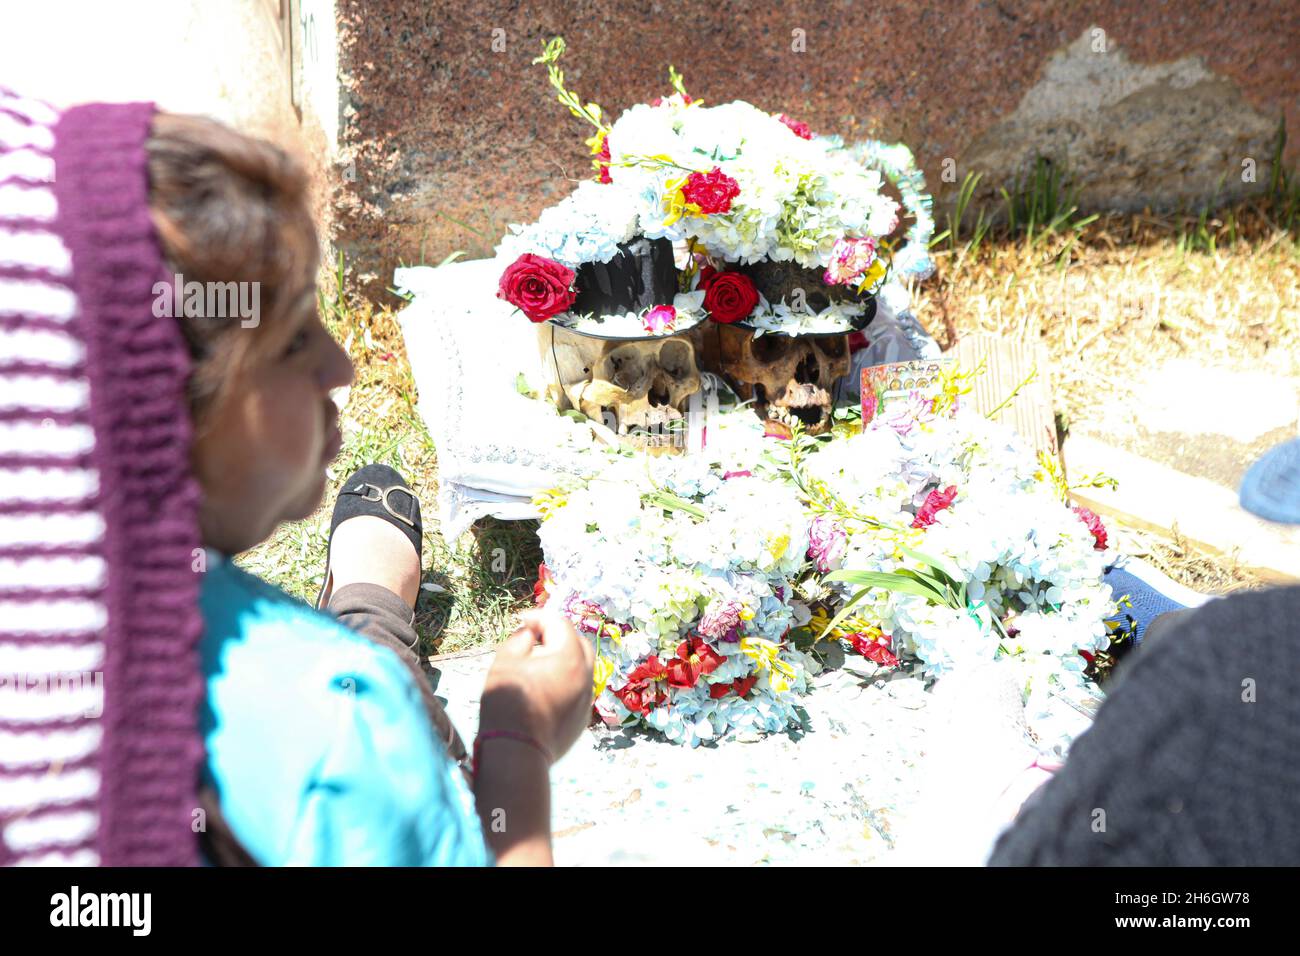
[
  {"x1": 895, "y1": 543, "x2": 959, "y2": 581},
  {"x1": 893, "y1": 568, "x2": 952, "y2": 605},
  {"x1": 818, "y1": 587, "x2": 871, "y2": 640},
  {"x1": 825, "y1": 569, "x2": 951, "y2": 604}
]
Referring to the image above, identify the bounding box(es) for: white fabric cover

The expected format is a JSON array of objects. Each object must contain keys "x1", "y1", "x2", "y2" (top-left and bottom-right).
[{"x1": 395, "y1": 256, "x2": 604, "y2": 540}]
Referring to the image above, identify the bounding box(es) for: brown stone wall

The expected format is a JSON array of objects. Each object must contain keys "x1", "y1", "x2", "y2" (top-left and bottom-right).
[{"x1": 331, "y1": 0, "x2": 1300, "y2": 295}]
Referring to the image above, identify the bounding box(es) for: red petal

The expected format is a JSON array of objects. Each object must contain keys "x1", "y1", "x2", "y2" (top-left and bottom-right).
[
  {"x1": 627, "y1": 655, "x2": 667, "y2": 683},
  {"x1": 764, "y1": 420, "x2": 793, "y2": 440},
  {"x1": 666, "y1": 657, "x2": 699, "y2": 688}
]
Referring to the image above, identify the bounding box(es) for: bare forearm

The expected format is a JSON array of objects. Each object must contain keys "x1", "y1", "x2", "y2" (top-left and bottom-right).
[{"x1": 473, "y1": 741, "x2": 553, "y2": 866}]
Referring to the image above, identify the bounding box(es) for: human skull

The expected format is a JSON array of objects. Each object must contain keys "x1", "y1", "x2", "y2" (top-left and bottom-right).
[
  {"x1": 537, "y1": 326, "x2": 702, "y2": 453},
  {"x1": 712, "y1": 324, "x2": 849, "y2": 434}
]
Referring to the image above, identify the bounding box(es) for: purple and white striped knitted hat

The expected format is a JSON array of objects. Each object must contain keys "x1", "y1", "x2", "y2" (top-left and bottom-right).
[{"x1": 0, "y1": 87, "x2": 205, "y2": 865}]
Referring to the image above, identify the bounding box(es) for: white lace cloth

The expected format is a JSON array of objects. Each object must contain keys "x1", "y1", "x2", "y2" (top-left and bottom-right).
[{"x1": 394, "y1": 256, "x2": 602, "y2": 540}]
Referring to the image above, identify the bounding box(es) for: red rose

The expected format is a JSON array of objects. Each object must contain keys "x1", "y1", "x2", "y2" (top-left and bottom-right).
[
  {"x1": 702, "y1": 270, "x2": 759, "y2": 324},
  {"x1": 682, "y1": 167, "x2": 741, "y2": 214},
  {"x1": 777, "y1": 113, "x2": 813, "y2": 139},
  {"x1": 497, "y1": 253, "x2": 576, "y2": 322}
]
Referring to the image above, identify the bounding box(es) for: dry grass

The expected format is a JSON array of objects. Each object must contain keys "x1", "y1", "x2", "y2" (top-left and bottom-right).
[
  {"x1": 918, "y1": 203, "x2": 1300, "y2": 429},
  {"x1": 239, "y1": 193, "x2": 1298, "y2": 648},
  {"x1": 917, "y1": 197, "x2": 1299, "y2": 592}
]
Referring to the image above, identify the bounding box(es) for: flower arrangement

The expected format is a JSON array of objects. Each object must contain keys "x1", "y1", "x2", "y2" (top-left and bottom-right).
[
  {"x1": 770, "y1": 389, "x2": 1117, "y2": 697},
  {"x1": 494, "y1": 37, "x2": 904, "y2": 336},
  {"x1": 533, "y1": 455, "x2": 816, "y2": 747},
  {"x1": 526, "y1": 364, "x2": 1118, "y2": 748}
]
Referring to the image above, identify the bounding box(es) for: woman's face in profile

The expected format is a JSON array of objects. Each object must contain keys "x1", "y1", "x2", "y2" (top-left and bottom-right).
[{"x1": 191, "y1": 291, "x2": 353, "y2": 554}]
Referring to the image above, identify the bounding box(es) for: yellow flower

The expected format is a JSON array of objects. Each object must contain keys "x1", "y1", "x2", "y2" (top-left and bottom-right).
[
  {"x1": 767, "y1": 658, "x2": 796, "y2": 694},
  {"x1": 602, "y1": 622, "x2": 623, "y2": 644},
  {"x1": 739, "y1": 637, "x2": 798, "y2": 693},
  {"x1": 593, "y1": 655, "x2": 616, "y2": 698},
  {"x1": 532, "y1": 487, "x2": 569, "y2": 521},
  {"x1": 661, "y1": 176, "x2": 702, "y2": 226},
  {"x1": 738, "y1": 606, "x2": 756, "y2": 622},
  {"x1": 853, "y1": 258, "x2": 888, "y2": 294},
  {"x1": 765, "y1": 532, "x2": 791, "y2": 563},
  {"x1": 740, "y1": 637, "x2": 777, "y2": 667},
  {"x1": 1035, "y1": 449, "x2": 1070, "y2": 501},
  {"x1": 809, "y1": 606, "x2": 881, "y2": 641}
]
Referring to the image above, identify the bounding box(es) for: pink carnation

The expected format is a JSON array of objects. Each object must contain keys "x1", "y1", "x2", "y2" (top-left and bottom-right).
[
  {"x1": 807, "y1": 514, "x2": 848, "y2": 572},
  {"x1": 643, "y1": 304, "x2": 676, "y2": 334},
  {"x1": 698, "y1": 598, "x2": 743, "y2": 641},
  {"x1": 1072, "y1": 506, "x2": 1109, "y2": 551},
  {"x1": 824, "y1": 236, "x2": 878, "y2": 286}
]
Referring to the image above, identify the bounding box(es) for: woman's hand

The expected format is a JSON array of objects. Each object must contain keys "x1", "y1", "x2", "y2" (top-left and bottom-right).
[
  {"x1": 479, "y1": 607, "x2": 595, "y2": 762},
  {"x1": 472, "y1": 609, "x2": 594, "y2": 866}
]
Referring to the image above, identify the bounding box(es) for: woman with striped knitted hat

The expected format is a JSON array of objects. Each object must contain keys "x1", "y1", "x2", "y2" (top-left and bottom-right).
[{"x1": 0, "y1": 88, "x2": 593, "y2": 866}]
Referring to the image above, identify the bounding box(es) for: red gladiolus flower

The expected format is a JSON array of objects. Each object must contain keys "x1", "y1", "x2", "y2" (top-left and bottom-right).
[
  {"x1": 682, "y1": 167, "x2": 741, "y2": 214},
  {"x1": 666, "y1": 637, "x2": 725, "y2": 689},
  {"x1": 852, "y1": 634, "x2": 900, "y2": 668},
  {"x1": 732, "y1": 673, "x2": 758, "y2": 697},
  {"x1": 1072, "y1": 506, "x2": 1109, "y2": 551},
  {"x1": 613, "y1": 656, "x2": 669, "y2": 715},
  {"x1": 911, "y1": 485, "x2": 959, "y2": 529},
  {"x1": 532, "y1": 563, "x2": 552, "y2": 607},
  {"x1": 596, "y1": 135, "x2": 612, "y2": 183},
  {"x1": 777, "y1": 113, "x2": 814, "y2": 139},
  {"x1": 627, "y1": 656, "x2": 669, "y2": 684},
  {"x1": 707, "y1": 673, "x2": 760, "y2": 700}
]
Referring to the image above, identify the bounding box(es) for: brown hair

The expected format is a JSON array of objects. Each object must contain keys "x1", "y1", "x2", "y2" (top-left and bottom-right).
[{"x1": 145, "y1": 113, "x2": 319, "y2": 421}]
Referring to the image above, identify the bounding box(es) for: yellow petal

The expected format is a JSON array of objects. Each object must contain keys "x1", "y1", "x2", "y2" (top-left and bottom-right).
[{"x1": 593, "y1": 656, "x2": 616, "y2": 697}]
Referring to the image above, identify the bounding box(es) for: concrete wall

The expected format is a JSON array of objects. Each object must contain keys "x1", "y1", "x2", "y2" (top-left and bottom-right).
[
  {"x1": 0, "y1": 0, "x2": 340, "y2": 245},
  {"x1": 5, "y1": 2, "x2": 1296, "y2": 300},
  {"x1": 331, "y1": 0, "x2": 1298, "y2": 295}
]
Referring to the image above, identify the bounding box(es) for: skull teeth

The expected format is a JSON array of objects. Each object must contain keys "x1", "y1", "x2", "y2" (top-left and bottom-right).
[{"x1": 766, "y1": 403, "x2": 831, "y2": 432}]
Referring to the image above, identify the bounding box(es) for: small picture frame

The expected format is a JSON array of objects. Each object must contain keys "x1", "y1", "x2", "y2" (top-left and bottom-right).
[{"x1": 861, "y1": 359, "x2": 952, "y2": 427}]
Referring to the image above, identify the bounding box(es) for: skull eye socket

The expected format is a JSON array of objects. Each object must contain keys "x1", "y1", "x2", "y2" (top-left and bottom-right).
[
  {"x1": 607, "y1": 352, "x2": 643, "y2": 389},
  {"x1": 750, "y1": 334, "x2": 790, "y2": 363},
  {"x1": 814, "y1": 335, "x2": 848, "y2": 358},
  {"x1": 658, "y1": 339, "x2": 694, "y2": 380}
]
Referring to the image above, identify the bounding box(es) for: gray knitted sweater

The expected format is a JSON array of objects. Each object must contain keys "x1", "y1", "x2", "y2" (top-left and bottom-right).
[{"x1": 990, "y1": 584, "x2": 1300, "y2": 865}]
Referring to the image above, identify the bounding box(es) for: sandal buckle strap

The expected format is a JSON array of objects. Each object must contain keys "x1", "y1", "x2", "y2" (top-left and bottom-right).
[{"x1": 346, "y1": 481, "x2": 418, "y2": 529}]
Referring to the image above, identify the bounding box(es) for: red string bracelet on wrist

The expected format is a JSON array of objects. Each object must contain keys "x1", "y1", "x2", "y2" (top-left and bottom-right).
[{"x1": 472, "y1": 729, "x2": 552, "y2": 777}]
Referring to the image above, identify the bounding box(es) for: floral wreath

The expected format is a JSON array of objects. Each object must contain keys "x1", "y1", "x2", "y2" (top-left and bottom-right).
[{"x1": 495, "y1": 37, "x2": 922, "y2": 339}]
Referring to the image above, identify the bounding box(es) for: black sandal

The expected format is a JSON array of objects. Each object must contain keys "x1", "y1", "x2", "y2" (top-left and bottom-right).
[{"x1": 315, "y1": 463, "x2": 423, "y2": 610}]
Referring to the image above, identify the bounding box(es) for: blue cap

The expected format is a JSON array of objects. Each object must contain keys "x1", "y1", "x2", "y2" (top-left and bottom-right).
[{"x1": 1239, "y1": 438, "x2": 1300, "y2": 525}]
